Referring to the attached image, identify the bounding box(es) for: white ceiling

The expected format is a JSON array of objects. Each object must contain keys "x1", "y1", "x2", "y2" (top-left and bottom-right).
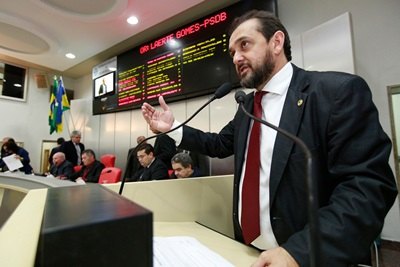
[{"x1": 0, "y1": 0, "x2": 235, "y2": 77}]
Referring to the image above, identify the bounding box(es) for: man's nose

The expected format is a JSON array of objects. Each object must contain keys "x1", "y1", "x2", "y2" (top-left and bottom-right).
[{"x1": 233, "y1": 51, "x2": 244, "y2": 65}]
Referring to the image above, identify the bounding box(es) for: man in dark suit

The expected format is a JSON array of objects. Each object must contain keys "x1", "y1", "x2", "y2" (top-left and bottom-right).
[
  {"x1": 170, "y1": 152, "x2": 202, "y2": 178},
  {"x1": 60, "y1": 130, "x2": 85, "y2": 166},
  {"x1": 125, "y1": 135, "x2": 176, "y2": 179},
  {"x1": 68, "y1": 149, "x2": 104, "y2": 183},
  {"x1": 48, "y1": 137, "x2": 65, "y2": 166},
  {"x1": 98, "y1": 78, "x2": 107, "y2": 95},
  {"x1": 141, "y1": 10, "x2": 398, "y2": 266},
  {"x1": 48, "y1": 152, "x2": 73, "y2": 179},
  {"x1": 129, "y1": 143, "x2": 169, "y2": 182}
]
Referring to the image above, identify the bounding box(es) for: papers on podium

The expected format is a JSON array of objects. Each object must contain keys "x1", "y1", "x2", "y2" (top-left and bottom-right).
[{"x1": 154, "y1": 236, "x2": 234, "y2": 267}]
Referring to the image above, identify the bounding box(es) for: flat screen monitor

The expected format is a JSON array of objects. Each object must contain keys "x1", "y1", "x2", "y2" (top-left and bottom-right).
[{"x1": 93, "y1": 71, "x2": 115, "y2": 98}]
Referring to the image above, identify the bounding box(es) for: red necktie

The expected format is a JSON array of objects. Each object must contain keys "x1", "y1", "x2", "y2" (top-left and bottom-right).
[{"x1": 241, "y1": 91, "x2": 265, "y2": 244}]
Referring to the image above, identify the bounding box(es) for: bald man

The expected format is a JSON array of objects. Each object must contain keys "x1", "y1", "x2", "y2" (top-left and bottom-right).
[{"x1": 49, "y1": 152, "x2": 74, "y2": 179}]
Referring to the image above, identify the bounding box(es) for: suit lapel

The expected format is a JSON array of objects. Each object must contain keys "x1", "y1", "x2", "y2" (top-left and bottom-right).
[
  {"x1": 269, "y1": 68, "x2": 309, "y2": 205},
  {"x1": 235, "y1": 94, "x2": 254, "y2": 179}
]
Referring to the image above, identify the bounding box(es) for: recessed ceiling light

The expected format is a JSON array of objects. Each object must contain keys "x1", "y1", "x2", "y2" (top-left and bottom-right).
[
  {"x1": 127, "y1": 16, "x2": 139, "y2": 25},
  {"x1": 65, "y1": 53, "x2": 76, "y2": 59},
  {"x1": 14, "y1": 83, "x2": 22, "y2": 87}
]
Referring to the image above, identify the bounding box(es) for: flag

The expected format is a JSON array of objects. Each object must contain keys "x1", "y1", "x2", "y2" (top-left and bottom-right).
[
  {"x1": 49, "y1": 76, "x2": 70, "y2": 134},
  {"x1": 49, "y1": 76, "x2": 58, "y2": 134}
]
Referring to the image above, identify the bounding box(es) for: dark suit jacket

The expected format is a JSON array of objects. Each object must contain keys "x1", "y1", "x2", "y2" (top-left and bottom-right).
[
  {"x1": 68, "y1": 160, "x2": 104, "y2": 183},
  {"x1": 178, "y1": 64, "x2": 398, "y2": 266},
  {"x1": 60, "y1": 140, "x2": 85, "y2": 166},
  {"x1": 130, "y1": 158, "x2": 169, "y2": 182},
  {"x1": 154, "y1": 135, "x2": 176, "y2": 169},
  {"x1": 49, "y1": 160, "x2": 73, "y2": 178},
  {"x1": 124, "y1": 146, "x2": 141, "y2": 179}
]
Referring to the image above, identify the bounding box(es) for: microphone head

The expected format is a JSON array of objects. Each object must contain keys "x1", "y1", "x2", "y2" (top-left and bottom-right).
[
  {"x1": 214, "y1": 82, "x2": 232, "y2": 99},
  {"x1": 235, "y1": 90, "x2": 246, "y2": 104}
]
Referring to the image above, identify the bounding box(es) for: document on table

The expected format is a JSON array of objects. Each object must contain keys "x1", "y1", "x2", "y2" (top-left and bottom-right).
[
  {"x1": 1, "y1": 154, "x2": 23, "y2": 171},
  {"x1": 154, "y1": 236, "x2": 234, "y2": 267}
]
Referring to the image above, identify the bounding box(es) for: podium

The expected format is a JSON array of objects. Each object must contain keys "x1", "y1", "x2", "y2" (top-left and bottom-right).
[
  {"x1": 0, "y1": 173, "x2": 259, "y2": 266},
  {"x1": 0, "y1": 172, "x2": 152, "y2": 266}
]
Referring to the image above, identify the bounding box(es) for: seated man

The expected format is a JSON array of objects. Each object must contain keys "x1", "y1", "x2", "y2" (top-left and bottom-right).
[
  {"x1": 170, "y1": 152, "x2": 202, "y2": 179},
  {"x1": 48, "y1": 152, "x2": 73, "y2": 179},
  {"x1": 48, "y1": 137, "x2": 65, "y2": 166},
  {"x1": 68, "y1": 149, "x2": 105, "y2": 183},
  {"x1": 129, "y1": 143, "x2": 169, "y2": 181}
]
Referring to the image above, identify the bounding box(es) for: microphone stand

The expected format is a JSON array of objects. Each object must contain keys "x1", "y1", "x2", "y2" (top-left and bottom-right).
[
  {"x1": 119, "y1": 83, "x2": 232, "y2": 195},
  {"x1": 237, "y1": 97, "x2": 320, "y2": 267}
]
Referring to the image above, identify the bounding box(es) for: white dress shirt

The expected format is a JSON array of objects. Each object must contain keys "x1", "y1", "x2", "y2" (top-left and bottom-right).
[
  {"x1": 74, "y1": 143, "x2": 82, "y2": 165},
  {"x1": 239, "y1": 62, "x2": 293, "y2": 249}
]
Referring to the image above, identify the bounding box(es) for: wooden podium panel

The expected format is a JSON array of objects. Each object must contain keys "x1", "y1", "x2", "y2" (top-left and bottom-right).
[{"x1": 105, "y1": 175, "x2": 234, "y2": 237}]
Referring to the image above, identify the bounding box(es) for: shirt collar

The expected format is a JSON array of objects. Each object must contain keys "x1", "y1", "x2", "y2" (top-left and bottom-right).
[
  {"x1": 147, "y1": 158, "x2": 155, "y2": 168},
  {"x1": 260, "y1": 62, "x2": 293, "y2": 95}
]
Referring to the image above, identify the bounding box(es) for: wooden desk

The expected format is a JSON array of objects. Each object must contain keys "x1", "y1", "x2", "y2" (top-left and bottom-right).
[{"x1": 154, "y1": 221, "x2": 260, "y2": 266}]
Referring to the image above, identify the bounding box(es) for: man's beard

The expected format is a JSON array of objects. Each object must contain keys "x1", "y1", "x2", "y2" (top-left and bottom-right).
[{"x1": 239, "y1": 51, "x2": 275, "y2": 89}]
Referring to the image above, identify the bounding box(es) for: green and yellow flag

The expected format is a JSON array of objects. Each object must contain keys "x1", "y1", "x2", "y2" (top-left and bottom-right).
[{"x1": 49, "y1": 76, "x2": 70, "y2": 134}]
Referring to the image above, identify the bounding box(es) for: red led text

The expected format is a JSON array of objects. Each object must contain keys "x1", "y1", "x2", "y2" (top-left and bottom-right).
[{"x1": 139, "y1": 11, "x2": 227, "y2": 54}]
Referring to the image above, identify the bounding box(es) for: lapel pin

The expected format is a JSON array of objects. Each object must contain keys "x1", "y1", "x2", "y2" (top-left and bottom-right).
[{"x1": 297, "y1": 99, "x2": 303, "y2": 106}]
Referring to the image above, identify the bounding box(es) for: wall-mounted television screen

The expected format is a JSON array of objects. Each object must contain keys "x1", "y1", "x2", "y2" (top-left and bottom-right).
[
  {"x1": 93, "y1": 71, "x2": 115, "y2": 98},
  {"x1": 92, "y1": 0, "x2": 277, "y2": 115}
]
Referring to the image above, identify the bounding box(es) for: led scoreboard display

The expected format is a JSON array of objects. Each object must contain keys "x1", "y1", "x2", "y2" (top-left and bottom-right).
[{"x1": 93, "y1": 0, "x2": 277, "y2": 114}]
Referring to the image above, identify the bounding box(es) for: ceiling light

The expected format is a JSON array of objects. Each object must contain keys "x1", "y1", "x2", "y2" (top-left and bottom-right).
[
  {"x1": 14, "y1": 83, "x2": 22, "y2": 87},
  {"x1": 127, "y1": 16, "x2": 139, "y2": 25},
  {"x1": 167, "y1": 39, "x2": 180, "y2": 48},
  {"x1": 108, "y1": 67, "x2": 117, "y2": 71},
  {"x1": 65, "y1": 53, "x2": 76, "y2": 59}
]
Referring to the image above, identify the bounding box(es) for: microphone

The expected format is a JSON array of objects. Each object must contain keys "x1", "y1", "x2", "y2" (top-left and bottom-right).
[
  {"x1": 235, "y1": 90, "x2": 320, "y2": 267},
  {"x1": 119, "y1": 82, "x2": 233, "y2": 194}
]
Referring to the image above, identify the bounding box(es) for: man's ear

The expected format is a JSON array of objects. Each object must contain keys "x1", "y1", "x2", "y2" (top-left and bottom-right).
[{"x1": 271, "y1": 30, "x2": 285, "y2": 55}]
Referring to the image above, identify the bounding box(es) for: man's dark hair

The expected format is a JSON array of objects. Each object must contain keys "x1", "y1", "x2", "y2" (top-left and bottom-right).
[
  {"x1": 82, "y1": 149, "x2": 96, "y2": 159},
  {"x1": 171, "y1": 152, "x2": 193, "y2": 168},
  {"x1": 57, "y1": 137, "x2": 65, "y2": 145},
  {"x1": 136, "y1": 143, "x2": 155, "y2": 155},
  {"x1": 228, "y1": 9, "x2": 292, "y2": 61}
]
